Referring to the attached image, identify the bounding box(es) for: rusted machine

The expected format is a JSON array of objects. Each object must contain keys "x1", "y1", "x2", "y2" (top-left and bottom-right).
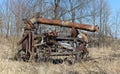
[{"x1": 15, "y1": 17, "x2": 98, "y2": 63}]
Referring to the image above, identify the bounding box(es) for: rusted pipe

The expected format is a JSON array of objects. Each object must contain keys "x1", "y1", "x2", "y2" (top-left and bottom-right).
[
  {"x1": 17, "y1": 32, "x2": 28, "y2": 45},
  {"x1": 30, "y1": 18, "x2": 99, "y2": 32}
]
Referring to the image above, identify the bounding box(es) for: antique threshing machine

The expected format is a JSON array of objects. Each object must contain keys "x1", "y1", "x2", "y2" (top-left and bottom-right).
[{"x1": 15, "y1": 17, "x2": 99, "y2": 63}]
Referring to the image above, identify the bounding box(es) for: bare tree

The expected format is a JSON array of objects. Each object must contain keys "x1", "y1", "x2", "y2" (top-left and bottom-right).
[
  {"x1": 0, "y1": 0, "x2": 113, "y2": 47},
  {"x1": 113, "y1": 11, "x2": 120, "y2": 39},
  {"x1": 54, "y1": 0, "x2": 60, "y2": 19}
]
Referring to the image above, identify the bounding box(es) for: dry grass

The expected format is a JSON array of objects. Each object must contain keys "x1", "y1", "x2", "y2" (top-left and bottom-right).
[{"x1": 0, "y1": 36, "x2": 120, "y2": 74}]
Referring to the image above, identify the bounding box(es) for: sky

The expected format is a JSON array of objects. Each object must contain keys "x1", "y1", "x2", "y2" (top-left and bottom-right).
[
  {"x1": 108, "y1": 0, "x2": 120, "y2": 38},
  {"x1": 0, "y1": 0, "x2": 120, "y2": 37},
  {"x1": 109, "y1": 0, "x2": 120, "y2": 9},
  {"x1": 109, "y1": 0, "x2": 120, "y2": 14},
  {"x1": 0, "y1": 0, "x2": 119, "y2": 16}
]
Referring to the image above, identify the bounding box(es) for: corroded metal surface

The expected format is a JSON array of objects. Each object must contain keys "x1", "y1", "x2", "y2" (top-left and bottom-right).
[
  {"x1": 29, "y1": 17, "x2": 99, "y2": 32},
  {"x1": 15, "y1": 17, "x2": 99, "y2": 63}
]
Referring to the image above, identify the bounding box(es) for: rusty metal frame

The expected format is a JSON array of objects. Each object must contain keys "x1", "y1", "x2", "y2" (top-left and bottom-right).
[{"x1": 17, "y1": 17, "x2": 99, "y2": 61}]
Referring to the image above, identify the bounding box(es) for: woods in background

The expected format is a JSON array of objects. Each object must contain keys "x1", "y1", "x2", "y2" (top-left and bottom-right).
[{"x1": 0, "y1": 0, "x2": 119, "y2": 47}]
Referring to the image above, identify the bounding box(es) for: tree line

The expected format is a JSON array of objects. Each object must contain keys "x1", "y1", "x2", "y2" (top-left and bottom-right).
[{"x1": 0, "y1": 0, "x2": 119, "y2": 46}]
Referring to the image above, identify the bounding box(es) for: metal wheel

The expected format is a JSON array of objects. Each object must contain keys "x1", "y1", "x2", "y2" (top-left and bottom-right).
[
  {"x1": 36, "y1": 44, "x2": 51, "y2": 62},
  {"x1": 14, "y1": 49, "x2": 30, "y2": 62},
  {"x1": 75, "y1": 50, "x2": 84, "y2": 62}
]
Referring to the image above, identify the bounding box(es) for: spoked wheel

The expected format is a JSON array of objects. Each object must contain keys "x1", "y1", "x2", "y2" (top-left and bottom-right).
[
  {"x1": 14, "y1": 49, "x2": 30, "y2": 62},
  {"x1": 35, "y1": 44, "x2": 51, "y2": 62},
  {"x1": 75, "y1": 50, "x2": 84, "y2": 62},
  {"x1": 75, "y1": 50, "x2": 89, "y2": 62}
]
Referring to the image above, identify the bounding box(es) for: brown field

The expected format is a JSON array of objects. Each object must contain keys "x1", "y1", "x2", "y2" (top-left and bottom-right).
[{"x1": 0, "y1": 37, "x2": 120, "y2": 74}]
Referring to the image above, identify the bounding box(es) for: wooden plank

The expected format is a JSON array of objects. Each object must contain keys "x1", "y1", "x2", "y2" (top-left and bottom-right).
[
  {"x1": 50, "y1": 52, "x2": 77, "y2": 56},
  {"x1": 56, "y1": 37, "x2": 83, "y2": 42}
]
